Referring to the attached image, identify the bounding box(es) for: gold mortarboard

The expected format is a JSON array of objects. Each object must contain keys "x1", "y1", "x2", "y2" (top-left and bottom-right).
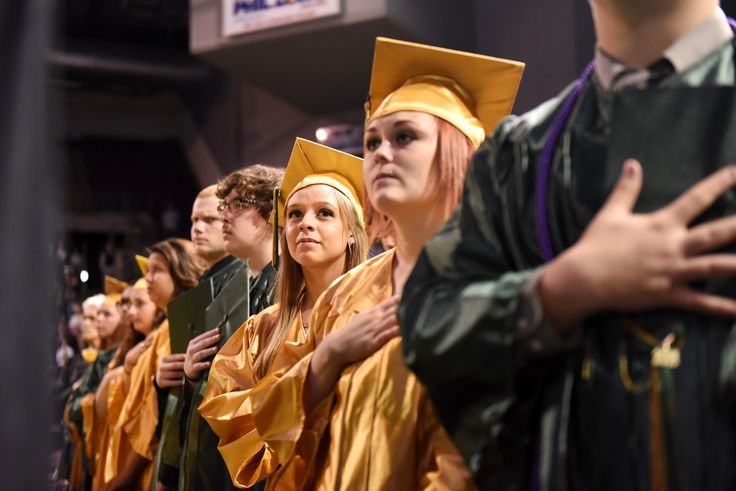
[
  {"x1": 365, "y1": 37, "x2": 525, "y2": 148},
  {"x1": 271, "y1": 137, "x2": 364, "y2": 267},
  {"x1": 103, "y1": 276, "x2": 128, "y2": 305},
  {"x1": 133, "y1": 278, "x2": 148, "y2": 290},
  {"x1": 274, "y1": 138, "x2": 364, "y2": 225},
  {"x1": 135, "y1": 254, "x2": 149, "y2": 277}
]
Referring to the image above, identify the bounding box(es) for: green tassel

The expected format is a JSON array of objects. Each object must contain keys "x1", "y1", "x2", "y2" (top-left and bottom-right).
[{"x1": 272, "y1": 187, "x2": 280, "y2": 269}]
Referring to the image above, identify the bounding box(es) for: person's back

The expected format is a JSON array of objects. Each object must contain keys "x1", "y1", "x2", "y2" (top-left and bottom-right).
[{"x1": 400, "y1": 2, "x2": 736, "y2": 489}]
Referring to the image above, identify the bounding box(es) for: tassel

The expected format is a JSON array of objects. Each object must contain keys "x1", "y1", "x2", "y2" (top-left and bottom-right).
[
  {"x1": 649, "y1": 369, "x2": 667, "y2": 491},
  {"x1": 272, "y1": 187, "x2": 281, "y2": 269}
]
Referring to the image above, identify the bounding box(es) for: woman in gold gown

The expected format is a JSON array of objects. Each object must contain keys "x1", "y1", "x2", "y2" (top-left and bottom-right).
[
  {"x1": 199, "y1": 138, "x2": 368, "y2": 489},
  {"x1": 202, "y1": 37, "x2": 524, "y2": 490},
  {"x1": 101, "y1": 239, "x2": 204, "y2": 491},
  {"x1": 91, "y1": 277, "x2": 158, "y2": 490}
]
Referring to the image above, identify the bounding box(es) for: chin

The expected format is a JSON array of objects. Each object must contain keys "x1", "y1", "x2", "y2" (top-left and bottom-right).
[{"x1": 370, "y1": 194, "x2": 404, "y2": 218}]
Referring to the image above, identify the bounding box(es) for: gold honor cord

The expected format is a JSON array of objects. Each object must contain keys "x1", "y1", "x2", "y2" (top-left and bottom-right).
[{"x1": 622, "y1": 321, "x2": 685, "y2": 491}]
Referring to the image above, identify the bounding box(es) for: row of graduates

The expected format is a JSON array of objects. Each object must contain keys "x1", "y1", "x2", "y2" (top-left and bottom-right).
[
  {"x1": 61, "y1": 161, "x2": 283, "y2": 490},
  {"x1": 64, "y1": 2, "x2": 736, "y2": 488},
  {"x1": 62, "y1": 36, "x2": 525, "y2": 491}
]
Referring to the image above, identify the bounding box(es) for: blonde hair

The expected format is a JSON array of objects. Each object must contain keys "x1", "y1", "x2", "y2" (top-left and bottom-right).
[
  {"x1": 253, "y1": 189, "x2": 368, "y2": 380},
  {"x1": 197, "y1": 184, "x2": 218, "y2": 200}
]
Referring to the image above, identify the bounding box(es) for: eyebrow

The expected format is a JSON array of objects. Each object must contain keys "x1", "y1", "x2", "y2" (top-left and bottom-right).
[
  {"x1": 287, "y1": 201, "x2": 337, "y2": 209},
  {"x1": 366, "y1": 119, "x2": 420, "y2": 132}
]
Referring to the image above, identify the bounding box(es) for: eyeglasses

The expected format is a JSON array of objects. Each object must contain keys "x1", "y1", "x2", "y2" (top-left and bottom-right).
[{"x1": 217, "y1": 196, "x2": 258, "y2": 213}]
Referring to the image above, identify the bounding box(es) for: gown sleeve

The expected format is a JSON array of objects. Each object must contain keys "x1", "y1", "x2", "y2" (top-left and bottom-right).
[
  {"x1": 199, "y1": 307, "x2": 315, "y2": 488},
  {"x1": 122, "y1": 321, "x2": 170, "y2": 460},
  {"x1": 399, "y1": 119, "x2": 546, "y2": 461}
]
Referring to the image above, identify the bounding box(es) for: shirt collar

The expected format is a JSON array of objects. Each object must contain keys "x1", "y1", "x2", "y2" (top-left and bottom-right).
[{"x1": 594, "y1": 7, "x2": 732, "y2": 91}]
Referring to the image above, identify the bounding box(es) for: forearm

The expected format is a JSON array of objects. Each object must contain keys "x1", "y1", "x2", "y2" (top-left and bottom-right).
[
  {"x1": 303, "y1": 341, "x2": 343, "y2": 414},
  {"x1": 537, "y1": 245, "x2": 603, "y2": 333}
]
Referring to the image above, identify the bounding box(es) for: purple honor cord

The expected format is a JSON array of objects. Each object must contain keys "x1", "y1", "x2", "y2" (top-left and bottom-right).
[{"x1": 534, "y1": 61, "x2": 595, "y2": 263}]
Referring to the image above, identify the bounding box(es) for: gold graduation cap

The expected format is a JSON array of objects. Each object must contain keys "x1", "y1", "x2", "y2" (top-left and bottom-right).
[
  {"x1": 103, "y1": 275, "x2": 128, "y2": 305},
  {"x1": 135, "y1": 254, "x2": 149, "y2": 277},
  {"x1": 365, "y1": 37, "x2": 525, "y2": 148},
  {"x1": 271, "y1": 137, "x2": 364, "y2": 267}
]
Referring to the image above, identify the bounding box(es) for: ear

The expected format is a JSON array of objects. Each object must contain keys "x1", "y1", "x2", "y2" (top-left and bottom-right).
[{"x1": 348, "y1": 234, "x2": 355, "y2": 245}]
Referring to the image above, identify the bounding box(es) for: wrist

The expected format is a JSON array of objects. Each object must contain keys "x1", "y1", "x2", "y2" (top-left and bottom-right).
[
  {"x1": 184, "y1": 369, "x2": 201, "y2": 383},
  {"x1": 538, "y1": 248, "x2": 601, "y2": 333},
  {"x1": 314, "y1": 339, "x2": 343, "y2": 381}
]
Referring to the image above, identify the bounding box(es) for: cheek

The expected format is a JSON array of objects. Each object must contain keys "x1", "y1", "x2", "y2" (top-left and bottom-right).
[
  {"x1": 233, "y1": 215, "x2": 251, "y2": 234},
  {"x1": 324, "y1": 222, "x2": 347, "y2": 250},
  {"x1": 284, "y1": 225, "x2": 298, "y2": 253},
  {"x1": 362, "y1": 158, "x2": 374, "y2": 180}
]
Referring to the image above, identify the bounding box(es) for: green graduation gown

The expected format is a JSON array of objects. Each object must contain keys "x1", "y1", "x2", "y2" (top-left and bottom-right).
[{"x1": 400, "y1": 40, "x2": 736, "y2": 491}]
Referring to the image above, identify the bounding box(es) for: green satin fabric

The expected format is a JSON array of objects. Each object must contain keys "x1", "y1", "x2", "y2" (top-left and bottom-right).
[{"x1": 400, "y1": 40, "x2": 736, "y2": 491}]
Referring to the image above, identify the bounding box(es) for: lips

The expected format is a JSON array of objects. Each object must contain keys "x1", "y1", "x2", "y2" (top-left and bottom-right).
[
  {"x1": 374, "y1": 171, "x2": 398, "y2": 183},
  {"x1": 297, "y1": 237, "x2": 319, "y2": 245}
]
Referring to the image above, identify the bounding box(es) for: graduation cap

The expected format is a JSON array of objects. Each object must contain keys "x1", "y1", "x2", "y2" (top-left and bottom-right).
[
  {"x1": 271, "y1": 137, "x2": 364, "y2": 267},
  {"x1": 135, "y1": 254, "x2": 149, "y2": 277},
  {"x1": 103, "y1": 275, "x2": 128, "y2": 305},
  {"x1": 365, "y1": 37, "x2": 525, "y2": 148}
]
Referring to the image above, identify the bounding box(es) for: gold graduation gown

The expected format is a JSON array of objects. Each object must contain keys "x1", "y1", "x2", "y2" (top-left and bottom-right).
[
  {"x1": 199, "y1": 304, "x2": 309, "y2": 488},
  {"x1": 122, "y1": 320, "x2": 170, "y2": 460},
  {"x1": 91, "y1": 366, "x2": 125, "y2": 490},
  {"x1": 102, "y1": 323, "x2": 168, "y2": 488},
  {"x1": 93, "y1": 340, "x2": 154, "y2": 490},
  {"x1": 203, "y1": 250, "x2": 475, "y2": 490},
  {"x1": 82, "y1": 357, "x2": 120, "y2": 484}
]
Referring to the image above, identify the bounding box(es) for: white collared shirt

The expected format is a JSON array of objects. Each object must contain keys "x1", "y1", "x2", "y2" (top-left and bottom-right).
[{"x1": 594, "y1": 7, "x2": 733, "y2": 92}]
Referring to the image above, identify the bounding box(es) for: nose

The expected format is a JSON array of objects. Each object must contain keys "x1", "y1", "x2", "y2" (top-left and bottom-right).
[
  {"x1": 299, "y1": 212, "x2": 316, "y2": 230},
  {"x1": 372, "y1": 139, "x2": 392, "y2": 163}
]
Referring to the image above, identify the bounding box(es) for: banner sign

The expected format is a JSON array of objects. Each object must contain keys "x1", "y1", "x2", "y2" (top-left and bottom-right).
[{"x1": 223, "y1": 0, "x2": 341, "y2": 37}]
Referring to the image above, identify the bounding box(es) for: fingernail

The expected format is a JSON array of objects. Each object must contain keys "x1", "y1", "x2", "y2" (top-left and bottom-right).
[{"x1": 625, "y1": 161, "x2": 636, "y2": 178}]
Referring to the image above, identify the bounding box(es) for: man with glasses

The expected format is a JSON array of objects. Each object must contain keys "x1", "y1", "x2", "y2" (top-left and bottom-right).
[
  {"x1": 155, "y1": 183, "x2": 243, "y2": 489},
  {"x1": 177, "y1": 165, "x2": 283, "y2": 491}
]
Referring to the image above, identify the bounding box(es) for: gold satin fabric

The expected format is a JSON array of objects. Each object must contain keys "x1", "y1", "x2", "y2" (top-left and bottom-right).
[
  {"x1": 91, "y1": 366, "x2": 125, "y2": 490},
  {"x1": 199, "y1": 304, "x2": 310, "y2": 488},
  {"x1": 119, "y1": 320, "x2": 170, "y2": 461},
  {"x1": 98, "y1": 338, "x2": 158, "y2": 491},
  {"x1": 202, "y1": 250, "x2": 475, "y2": 490},
  {"x1": 80, "y1": 393, "x2": 98, "y2": 465}
]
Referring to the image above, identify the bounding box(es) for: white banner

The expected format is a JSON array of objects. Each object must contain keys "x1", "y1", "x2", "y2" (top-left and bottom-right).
[{"x1": 223, "y1": 0, "x2": 341, "y2": 37}]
